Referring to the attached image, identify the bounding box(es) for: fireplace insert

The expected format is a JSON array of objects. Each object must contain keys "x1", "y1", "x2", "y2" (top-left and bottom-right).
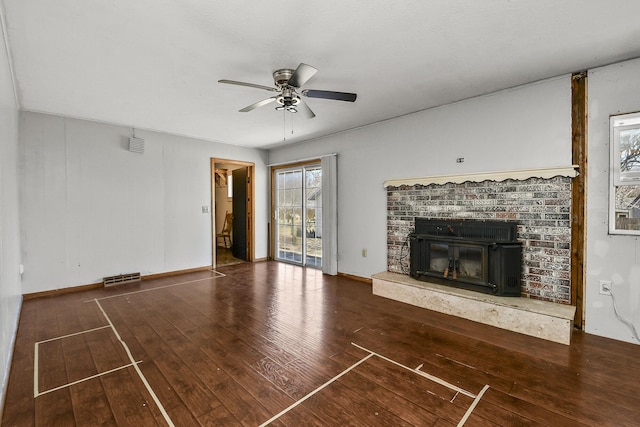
[{"x1": 410, "y1": 218, "x2": 522, "y2": 296}]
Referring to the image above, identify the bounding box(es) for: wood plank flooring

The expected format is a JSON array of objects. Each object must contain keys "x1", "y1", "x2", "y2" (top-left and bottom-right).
[{"x1": 3, "y1": 261, "x2": 640, "y2": 426}]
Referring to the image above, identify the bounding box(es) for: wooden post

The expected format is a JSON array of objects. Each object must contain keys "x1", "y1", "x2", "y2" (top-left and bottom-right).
[{"x1": 571, "y1": 71, "x2": 587, "y2": 329}]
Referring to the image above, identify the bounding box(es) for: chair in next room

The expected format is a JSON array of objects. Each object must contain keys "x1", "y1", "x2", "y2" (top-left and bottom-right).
[{"x1": 217, "y1": 211, "x2": 233, "y2": 248}]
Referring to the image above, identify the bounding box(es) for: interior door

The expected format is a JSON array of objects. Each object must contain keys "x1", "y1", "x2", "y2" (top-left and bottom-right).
[{"x1": 232, "y1": 167, "x2": 248, "y2": 260}]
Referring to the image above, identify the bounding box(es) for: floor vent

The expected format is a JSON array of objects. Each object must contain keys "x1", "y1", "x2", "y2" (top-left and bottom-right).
[{"x1": 103, "y1": 272, "x2": 141, "y2": 287}]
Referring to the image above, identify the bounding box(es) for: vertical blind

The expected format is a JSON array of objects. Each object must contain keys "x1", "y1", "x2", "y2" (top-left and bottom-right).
[{"x1": 321, "y1": 154, "x2": 338, "y2": 275}]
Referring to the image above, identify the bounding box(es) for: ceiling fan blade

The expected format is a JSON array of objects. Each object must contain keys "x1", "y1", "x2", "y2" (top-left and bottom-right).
[
  {"x1": 239, "y1": 96, "x2": 277, "y2": 112},
  {"x1": 302, "y1": 89, "x2": 357, "y2": 102},
  {"x1": 296, "y1": 98, "x2": 316, "y2": 119},
  {"x1": 301, "y1": 89, "x2": 358, "y2": 102},
  {"x1": 288, "y1": 63, "x2": 317, "y2": 88},
  {"x1": 218, "y1": 79, "x2": 278, "y2": 92}
]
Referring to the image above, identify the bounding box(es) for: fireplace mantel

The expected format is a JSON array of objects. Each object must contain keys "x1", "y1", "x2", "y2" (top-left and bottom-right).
[{"x1": 383, "y1": 165, "x2": 578, "y2": 188}]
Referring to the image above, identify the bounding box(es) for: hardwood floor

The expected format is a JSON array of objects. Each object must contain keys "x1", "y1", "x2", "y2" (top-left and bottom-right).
[
  {"x1": 3, "y1": 261, "x2": 640, "y2": 426},
  {"x1": 216, "y1": 246, "x2": 245, "y2": 267}
]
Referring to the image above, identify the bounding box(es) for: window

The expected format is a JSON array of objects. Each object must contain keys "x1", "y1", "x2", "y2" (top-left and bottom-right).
[{"x1": 610, "y1": 112, "x2": 640, "y2": 234}]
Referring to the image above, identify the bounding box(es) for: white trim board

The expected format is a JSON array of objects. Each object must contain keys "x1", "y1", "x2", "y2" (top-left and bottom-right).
[{"x1": 383, "y1": 165, "x2": 578, "y2": 188}]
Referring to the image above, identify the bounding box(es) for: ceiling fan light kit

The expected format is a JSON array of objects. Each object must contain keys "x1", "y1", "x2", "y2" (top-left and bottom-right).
[{"x1": 218, "y1": 63, "x2": 357, "y2": 119}]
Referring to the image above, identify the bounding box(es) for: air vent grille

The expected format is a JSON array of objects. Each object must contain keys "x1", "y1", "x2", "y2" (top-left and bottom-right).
[
  {"x1": 129, "y1": 137, "x2": 145, "y2": 154},
  {"x1": 103, "y1": 272, "x2": 141, "y2": 287}
]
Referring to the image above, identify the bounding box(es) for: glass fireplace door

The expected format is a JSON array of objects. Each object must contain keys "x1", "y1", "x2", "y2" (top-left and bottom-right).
[
  {"x1": 428, "y1": 242, "x2": 450, "y2": 275},
  {"x1": 426, "y1": 242, "x2": 486, "y2": 285},
  {"x1": 455, "y1": 245, "x2": 485, "y2": 283}
]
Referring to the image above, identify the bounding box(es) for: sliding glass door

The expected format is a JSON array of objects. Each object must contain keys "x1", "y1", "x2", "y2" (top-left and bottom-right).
[{"x1": 274, "y1": 164, "x2": 322, "y2": 267}]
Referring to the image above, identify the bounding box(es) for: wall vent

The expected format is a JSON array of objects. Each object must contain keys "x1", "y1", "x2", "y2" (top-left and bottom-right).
[
  {"x1": 128, "y1": 137, "x2": 145, "y2": 154},
  {"x1": 103, "y1": 272, "x2": 141, "y2": 287}
]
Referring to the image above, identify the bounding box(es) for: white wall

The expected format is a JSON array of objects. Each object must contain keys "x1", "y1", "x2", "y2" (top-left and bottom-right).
[
  {"x1": 268, "y1": 76, "x2": 572, "y2": 279},
  {"x1": 586, "y1": 58, "x2": 640, "y2": 344},
  {"x1": 19, "y1": 112, "x2": 268, "y2": 293},
  {"x1": 0, "y1": 14, "x2": 22, "y2": 417}
]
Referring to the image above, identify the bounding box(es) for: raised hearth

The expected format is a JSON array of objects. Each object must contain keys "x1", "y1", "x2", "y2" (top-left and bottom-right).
[{"x1": 372, "y1": 271, "x2": 576, "y2": 344}]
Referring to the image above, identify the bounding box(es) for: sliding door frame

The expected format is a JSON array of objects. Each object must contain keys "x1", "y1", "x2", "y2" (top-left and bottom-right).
[{"x1": 270, "y1": 159, "x2": 321, "y2": 265}]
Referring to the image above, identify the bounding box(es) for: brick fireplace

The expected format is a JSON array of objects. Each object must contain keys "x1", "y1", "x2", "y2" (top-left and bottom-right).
[
  {"x1": 372, "y1": 167, "x2": 578, "y2": 344},
  {"x1": 387, "y1": 175, "x2": 572, "y2": 304}
]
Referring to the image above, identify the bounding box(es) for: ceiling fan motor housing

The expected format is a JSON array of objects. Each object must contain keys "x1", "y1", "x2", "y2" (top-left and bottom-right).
[{"x1": 273, "y1": 69, "x2": 295, "y2": 87}]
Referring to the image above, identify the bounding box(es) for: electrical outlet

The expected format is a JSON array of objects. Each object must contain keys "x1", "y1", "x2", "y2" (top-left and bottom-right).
[
  {"x1": 362, "y1": 248, "x2": 367, "y2": 257},
  {"x1": 599, "y1": 280, "x2": 612, "y2": 295}
]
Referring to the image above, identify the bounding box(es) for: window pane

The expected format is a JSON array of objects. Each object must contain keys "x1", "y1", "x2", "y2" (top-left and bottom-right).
[
  {"x1": 614, "y1": 185, "x2": 640, "y2": 231},
  {"x1": 611, "y1": 113, "x2": 640, "y2": 234},
  {"x1": 619, "y1": 128, "x2": 640, "y2": 173}
]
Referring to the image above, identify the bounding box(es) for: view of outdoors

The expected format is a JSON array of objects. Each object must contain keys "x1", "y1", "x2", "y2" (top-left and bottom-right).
[
  {"x1": 275, "y1": 166, "x2": 322, "y2": 267},
  {"x1": 615, "y1": 126, "x2": 640, "y2": 231}
]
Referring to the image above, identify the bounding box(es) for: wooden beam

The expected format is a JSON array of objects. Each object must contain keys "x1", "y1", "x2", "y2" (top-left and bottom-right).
[{"x1": 571, "y1": 71, "x2": 587, "y2": 329}]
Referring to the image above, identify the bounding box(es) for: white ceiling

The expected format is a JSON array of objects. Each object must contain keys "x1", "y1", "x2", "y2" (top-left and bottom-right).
[{"x1": 3, "y1": 1, "x2": 640, "y2": 149}]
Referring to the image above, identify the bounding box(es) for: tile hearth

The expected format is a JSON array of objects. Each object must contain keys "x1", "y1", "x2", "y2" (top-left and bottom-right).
[{"x1": 372, "y1": 271, "x2": 576, "y2": 345}]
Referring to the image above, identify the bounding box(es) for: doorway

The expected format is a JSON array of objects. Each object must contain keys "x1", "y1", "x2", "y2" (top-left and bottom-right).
[
  {"x1": 271, "y1": 162, "x2": 322, "y2": 268},
  {"x1": 211, "y1": 158, "x2": 254, "y2": 268}
]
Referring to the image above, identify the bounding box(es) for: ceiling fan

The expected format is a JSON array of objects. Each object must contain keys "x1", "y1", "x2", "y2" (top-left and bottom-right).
[{"x1": 218, "y1": 63, "x2": 357, "y2": 119}]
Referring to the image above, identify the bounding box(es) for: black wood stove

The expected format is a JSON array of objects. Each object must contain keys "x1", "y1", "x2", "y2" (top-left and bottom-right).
[{"x1": 410, "y1": 218, "x2": 522, "y2": 296}]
